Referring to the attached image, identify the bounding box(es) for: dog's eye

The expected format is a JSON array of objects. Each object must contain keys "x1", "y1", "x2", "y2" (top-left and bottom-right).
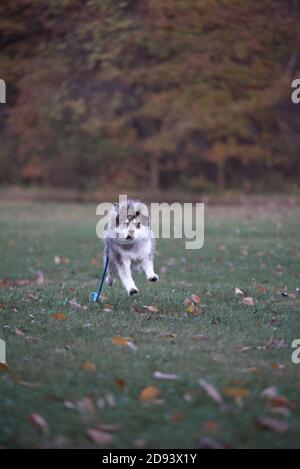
[
  {"x1": 136, "y1": 211, "x2": 140, "y2": 216},
  {"x1": 136, "y1": 223, "x2": 140, "y2": 229}
]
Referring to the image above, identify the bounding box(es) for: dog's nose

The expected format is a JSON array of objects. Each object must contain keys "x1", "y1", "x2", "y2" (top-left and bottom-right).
[{"x1": 126, "y1": 234, "x2": 133, "y2": 240}]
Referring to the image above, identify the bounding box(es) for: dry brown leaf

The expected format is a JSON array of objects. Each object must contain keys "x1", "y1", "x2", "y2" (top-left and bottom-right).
[
  {"x1": 145, "y1": 305, "x2": 159, "y2": 313},
  {"x1": 198, "y1": 437, "x2": 227, "y2": 449},
  {"x1": 83, "y1": 361, "x2": 96, "y2": 372},
  {"x1": 115, "y1": 378, "x2": 126, "y2": 389},
  {"x1": 183, "y1": 297, "x2": 193, "y2": 307},
  {"x1": 191, "y1": 294, "x2": 201, "y2": 304},
  {"x1": 0, "y1": 363, "x2": 10, "y2": 372},
  {"x1": 202, "y1": 420, "x2": 219, "y2": 434},
  {"x1": 69, "y1": 297, "x2": 81, "y2": 309},
  {"x1": 256, "y1": 417, "x2": 288, "y2": 433},
  {"x1": 77, "y1": 396, "x2": 96, "y2": 419},
  {"x1": 169, "y1": 412, "x2": 184, "y2": 423},
  {"x1": 139, "y1": 385, "x2": 162, "y2": 402},
  {"x1": 86, "y1": 428, "x2": 113, "y2": 446},
  {"x1": 223, "y1": 387, "x2": 250, "y2": 400},
  {"x1": 260, "y1": 386, "x2": 278, "y2": 399},
  {"x1": 53, "y1": 312, "x2": 68, "y2": 321},
  {"x1": 199, "y1": 379, "x2": 223, "y2": 404},
  {"x1": 29, "y1": 413, "x2": 49, "y2": 434},
  {"x1": 242, "y1": 296, "x2": 254, "y2": 306},
  {"x1": 268, "y1": 396, "x2": 294, "y2": 410},
  {"x1": 111, "y1": 336, "x2": 137, "y2": 351}
]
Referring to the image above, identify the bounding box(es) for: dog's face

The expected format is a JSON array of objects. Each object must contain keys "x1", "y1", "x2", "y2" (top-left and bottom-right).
[{"x1": 108, "y1": 199, "x2": 150, "y2": 244}]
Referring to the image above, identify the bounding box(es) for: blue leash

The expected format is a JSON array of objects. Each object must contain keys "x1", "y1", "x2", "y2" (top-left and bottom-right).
[{"x1": 89, "y1": 256, "x2": 109, "y2": 303}]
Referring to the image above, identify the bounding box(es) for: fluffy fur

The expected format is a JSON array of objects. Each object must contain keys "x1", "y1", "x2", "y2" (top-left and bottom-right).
[{"x1": 103, "y1": 199, "x2": 158, "y2": 295}]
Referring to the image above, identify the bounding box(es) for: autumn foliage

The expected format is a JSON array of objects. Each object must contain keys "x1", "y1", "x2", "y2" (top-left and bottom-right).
[{"x1": 0, "y1": 0, "x2": 299, "y2": 191}]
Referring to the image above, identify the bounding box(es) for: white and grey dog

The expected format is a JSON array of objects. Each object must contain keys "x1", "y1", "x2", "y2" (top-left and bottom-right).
[{"x1": 103, "y1": 198, "x2": 158, "y2": 295}]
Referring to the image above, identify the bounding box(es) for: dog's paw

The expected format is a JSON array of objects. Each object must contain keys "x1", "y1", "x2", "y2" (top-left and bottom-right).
[
  {"x1": 128, "y1": 287, "x2": 139, "y2": 296},
  {"x1": 148, "y1": 274, "x2": 159, "y2": 282}
]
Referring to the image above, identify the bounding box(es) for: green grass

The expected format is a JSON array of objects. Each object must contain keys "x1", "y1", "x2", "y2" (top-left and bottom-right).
[{"x1": 0, "y1": 201, "x2": 300, "y2": 449}]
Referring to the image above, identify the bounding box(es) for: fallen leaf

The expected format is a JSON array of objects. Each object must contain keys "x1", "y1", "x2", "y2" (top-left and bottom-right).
[
  {"x1": 169, "y1": 412, "x2": 184, "y2": 423},
  {"x1": 186, "y1": 303, "x2": 197, "y2": 315},
  {"x1": 96, "y1": 423, "x2": 122, "y2": 432},
  {"x1": 199, "y1": 379, "x2": 223, "y2": 404},
  {"x1": 183, "y1": 297, "x2": 193, "y2": 307},
  {"x1": 115, "y1": 378, "x2": 126, "y2": 389},
  {"x1": 83, "y1": 361, "x2": 96, "y2": 372},
  {"x1": 53, "y1": 312, "x2": 68, "y2": 321},
  {"x1": 111, "y1": 336, "x2": 137, "y2": 351},
  {"x1": 105, "y1": 392, "x2": 116, "y2": 407},
  {"x1": 271, "y1": 362, "x2": 285, "y2": 369},
  {"x1": 268, "y1": 396, "x2": 294, "y2": 410},
  {"x1": 15, "y1": 327, "x2": 25, "y2": 336},
  {"x1": 256, "y1": 417, "x2": 288, "y2": 433},
  {"x1": 198, "y1": 437, "x2": 226, "y2": 449},
  {"x1": 0, "y1": 363, "x2": 10, "y2": 372},
  {"x1": 54, "y1": 256, "x2": 70, "y2": 265},
  {"x1": 69, "y1": 297, "x2": 81, "y2": 309},
  {"x1": 86, "y1": 428, "x2": 112, "y2": 446},
  {"x1": 144, "y1": 305, "x2": 159, "y2": 313},
  {"x1": 76, "y1": 396, "x2": 96, "y2": 419},
  {"x1": 35, "y1": 271, "x2": 45, "y2": 285},
  {"x1": 153, "y1": 371, "x2": 179, "y2": 380},
  {"x1": 242, "y1": 296, "x2": 254, "y2": 306},
  {"x1": 29, "y1": 413, "x2": 49, "y2": 434},
  {"x1": 191, "y1": 294, "x2": 201, "y2": 303},
  {"x1": 223, "y1": 387, "x2": 250, "y2": 404},
  {"x1": 235, "y1": 288, "x2": 244, "y2": 295},
  {"x1": 203, "y1": 420, "x2": 219, "y2": 434},
  {"x1": 139, "y1": 385, "x2": 162, "y2": 402}
]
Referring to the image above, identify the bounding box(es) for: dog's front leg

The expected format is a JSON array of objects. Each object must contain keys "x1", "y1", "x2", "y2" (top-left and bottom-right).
[
  {"x1": 117, "y1": 259, "x2": 139, "y2": 295},
  {"x1": 141, "y1": 256, "x2": 159, "y2": 282}
]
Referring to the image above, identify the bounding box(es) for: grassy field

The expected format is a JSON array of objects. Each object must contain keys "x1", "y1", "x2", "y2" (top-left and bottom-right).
[{"x1": 0, "y1": 200, "x2": 300, "y2": 449}]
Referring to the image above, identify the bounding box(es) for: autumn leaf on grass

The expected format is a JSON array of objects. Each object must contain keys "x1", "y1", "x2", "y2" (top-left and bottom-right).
[
  {"x1": 203, "y1": 420, "x2": 219, "y2": 434},
  {"x1": 83, "y1": 361, "x2": 96, "y2": 372},
  {"x1": 139, "y1": 385, "x2": 162, "y2": 403},
  {"x1": 77, "y1": 396, "x2": 96, "y2": 420},
  {"x1": 53, "y1": 312, "x2": 68, "y2": 321},
  {"x1": 35, "y1": 271, "x2": 45, "y2": 285},
  {"x1": 54, "y1": 256, "x2": 70, "y2": 265},
  {"x1": 186, "y1": 302, "x2": 197, "y2": 315},
  {"x1": 0, "y1": 363, "x2": 10, "y2": 372},
  {"x1": 191, "y1": 294, "x2": 201, "y2": 304},
  {"x1": 260, "y1": 386, "x2": 278, "y2": 399},
  {"x1": 86, "y1": 428, "x2": 113, "y2": 446},
  {"x1": 256, "y1": 417, "x2": 288, "y2": 433},
  {"x1": 69, "y1": 297, "x2": 81, "y2": 309},
  {"x1": 223, "y1": 387, "x2": 250, "y2": 405},
  {"x1": 29, "y1": 413, "x2": 49, "y2": 435},
  {"x1": 153, "y1": 371, "x2": 179, "y2": 380},
  {"x1": 198, "y1": 437, "x2": 227, "y2": 449},
  {"x1": 15, "y1": 327, "x2": 25, "y2": 336},
  {"x1": 112, "y1": 336, "x2": 138, "y2": 352},
  {"x1": 235, "y1": 287, "x2": 244, "y2": 295},
  {"x1": 198, "y1": 379, "x2": 223, "y2": 404},
  {"x1": 242, "y1": 297, "x2": 254, "y2": 306},
  {"x1": 143, "y1": 305, "x2": 159, "y2": 313}
]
